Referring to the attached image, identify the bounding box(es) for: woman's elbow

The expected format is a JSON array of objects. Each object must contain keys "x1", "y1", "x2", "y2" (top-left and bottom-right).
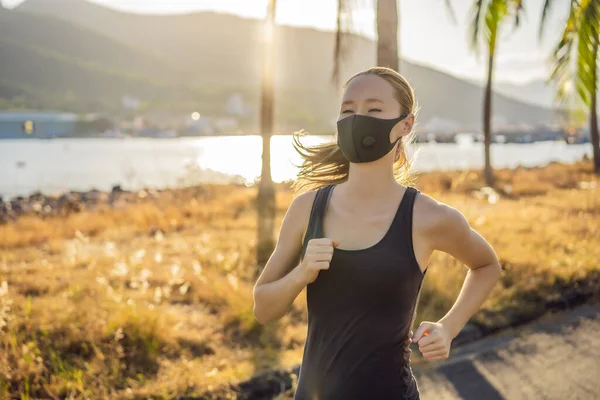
[
  {"x1": 253, "y1": 306, "x2": 270, "y2": 325},
  {"x1": 253, "y1": 305, "x2": 281, "y2": 325},
  {"x1": 253, "y1": 286, "x2": 275, "y2": 325}
]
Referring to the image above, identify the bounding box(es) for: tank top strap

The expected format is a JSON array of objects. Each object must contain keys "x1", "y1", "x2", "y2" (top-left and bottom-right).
[
  {"x1": 398, "y1": 186, "x2": 419, "y2": 226},
  {"x1": 395, "y1": 186, "x2": 422, "y2": 269},
  {"x1": 301, "y1": 184, "x2": 335, "y2": 260}
]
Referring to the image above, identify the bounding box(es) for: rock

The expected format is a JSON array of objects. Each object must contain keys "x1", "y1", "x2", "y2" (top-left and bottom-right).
[
  {"x1": 10, "y1": 200, "x2": 23, "y2": 214},
  {"x1": 29, "y1": 191, "x2": 44, "y2": 202},
  {"x1": 231, "y1": 366, "x2": 299, "y2": 400},
  {"x1": 147, "y1": 188, "x2": 160, "y2": 198},
  {"x1": 0, "y1": 201, "x2": 10, "y2": 224},
  {"x1": 57, "y1": 194, "x2": 83, "y2": 215},
  {"x1": 57, "y1": 193, "x2": 72, "y2": 205},
  {"x1": 84, "y1": 190, "x2": 106, "y2": 203},
  {"x1": 149, "y1": 227, "x2": 164, "y2": 239},
  {"x1": 2, "y1": 184, "x2": 203, "y2": 223},
  {"x1": 32, "y1": 202, "x2": 43, "y2": 212}
]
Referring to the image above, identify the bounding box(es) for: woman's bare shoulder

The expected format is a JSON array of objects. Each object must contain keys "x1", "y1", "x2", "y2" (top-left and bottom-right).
[
  {"x1": 287, "y1": 190, "x2": 317, "y2": 218},
  {"x1": 413, "y1": 190, "x2": 470, "y2": 236},
  {"x1": 280, "y1": 189, "x2": 319, "y2": 237},
  {"x1": 262, "y1": 189, "x2": 318, "y2": 263}
]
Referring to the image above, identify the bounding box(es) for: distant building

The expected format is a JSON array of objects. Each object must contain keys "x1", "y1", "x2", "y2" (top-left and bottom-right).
[
  {"x1": 121, "y1": 95, "x2": 141, "y2": 110},
  {"x1": 226, "y1": 93, "x2": 251, "y2": 116},
  {"x1": 421, "y1": 116, "x2": 461, "y2": 134},
  {"x1": 214, "y1": 117, "x2": 239, "y2": 133},
  {"x1": 184, "y1": 116, "x2": 218, "y2": 136},
  {"x1": 0, "y1": 112, "x2": 77, "y2": 139}
]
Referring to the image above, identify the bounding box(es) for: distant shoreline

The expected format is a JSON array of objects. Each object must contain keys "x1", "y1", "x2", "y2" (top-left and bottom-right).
[
  {"x1": 0, "y1": 132, "x2": 587, "y2": 144},
  {"x1": 1, "y1": 139, "x2": 592, "y2": 200}
]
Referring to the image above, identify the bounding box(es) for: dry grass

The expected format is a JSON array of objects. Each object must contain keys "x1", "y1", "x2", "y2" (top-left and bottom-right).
[{"x1": 0, "y1": 161, "x2": 599, "y2": 398}]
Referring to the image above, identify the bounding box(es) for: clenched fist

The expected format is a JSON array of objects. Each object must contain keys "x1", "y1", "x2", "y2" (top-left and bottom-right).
[{"x1": 297, "y1": 238, "x2": 339, "y2": 285}]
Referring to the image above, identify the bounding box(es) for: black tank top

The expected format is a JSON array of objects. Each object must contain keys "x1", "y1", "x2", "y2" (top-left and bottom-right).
[{"x1": 295, "y1": 185, "x2": 427, "y2": 400}]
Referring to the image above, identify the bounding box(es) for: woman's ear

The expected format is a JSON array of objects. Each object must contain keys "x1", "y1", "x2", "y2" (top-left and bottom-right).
[
  {"x1": 403, "y1": 113, "x2": 415, "y2": 134},
  {"x1": 390, "y1": 114, "x2": 414, "y2": 142}
]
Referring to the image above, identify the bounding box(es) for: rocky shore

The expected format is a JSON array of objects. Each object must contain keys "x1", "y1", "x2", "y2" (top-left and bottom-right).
[{"x1": 0, "y1": 185, "x2": 161, "y2": 223}]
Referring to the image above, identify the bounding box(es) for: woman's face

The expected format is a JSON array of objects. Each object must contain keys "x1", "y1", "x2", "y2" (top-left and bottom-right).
[{"x1": 338, "y1": 74, "x2": 414, "y2": 143}]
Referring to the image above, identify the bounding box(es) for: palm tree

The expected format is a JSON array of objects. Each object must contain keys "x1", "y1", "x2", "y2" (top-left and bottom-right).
[
  {"x1": 333, "y1": 0, "x2": 400, "y2": 82},
  {"x1": 257, "y1": 0, "x2": 277, "y2": 272},
  {"x1": 540, "y1": 0, "x2": 600, "y2": 173},
  {"x1": 377, "y1": 0, "x2": 400, "y2": 70},
  {"x1": 470, "y1": 0, "x2": 525, "y2": 187},
  {"x1": 333, "y1": 0, "x2": 455, "y2": 79}
]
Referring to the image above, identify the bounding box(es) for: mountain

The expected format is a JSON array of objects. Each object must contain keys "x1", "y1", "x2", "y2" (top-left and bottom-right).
[
  {"x1": 496, "y1": 79, "x2": 600, "y2": 112},
  {"x1": 0, "y1": 10, "x2": 198, "y2": 112},
  {"x1": 495, "y1": 80, "x2": 555, "y2": 108},
  {"x1": 5, "y1": 0, "x2": 556, "y2": 132}
]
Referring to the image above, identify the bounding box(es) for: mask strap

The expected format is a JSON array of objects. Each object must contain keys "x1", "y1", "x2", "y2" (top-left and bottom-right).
[{"x1": 391, "y1": 114, "x2": 409, "y2": 145}]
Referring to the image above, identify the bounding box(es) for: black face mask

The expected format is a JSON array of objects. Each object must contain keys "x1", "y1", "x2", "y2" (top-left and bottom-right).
[{"x1": 336, "y1": 113, "x2": 408, "y2": 163}]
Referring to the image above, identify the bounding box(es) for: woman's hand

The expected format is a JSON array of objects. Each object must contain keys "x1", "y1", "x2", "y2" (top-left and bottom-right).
[
  {"x1": 410, "y1": 321, "x2": 453, "y2": 361},
  {"x1": 295, "y1": 238, "x2": 339, "y2": 286}
]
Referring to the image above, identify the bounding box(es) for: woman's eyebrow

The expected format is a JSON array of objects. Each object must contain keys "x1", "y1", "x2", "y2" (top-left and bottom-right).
[{"x1": 341, "y1": 98, "x2": 384, "y2": 105}]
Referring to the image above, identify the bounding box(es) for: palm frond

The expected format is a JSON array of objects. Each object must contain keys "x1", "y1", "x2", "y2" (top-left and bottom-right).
[
  {"x1": 575, "y1": 0, "x2": 600, "y2": 106},
  {"x1": 511, "y1": 0, "x2": 525, "y2": 27},
  {"x1": 549, "y1": 0, "x2": 599, "y2": 111},
  {"x1": 539, "y1": 0, "x2": 556, "y2": 39},
  {"x1": 539, "y1": 0, "x2": 578, "y2": 39},
  {"x1": 469, "y1": 0, "x2": 487, "y2": 53},
  {"x1": 444, "y1": 0, "x2": 458, "y2": 24},
  {"x1": 484, "y1": 0, "x2": 507, "y2": 54},
  {"x1": 470, "y1": 0, "x2": 523, "y2": 58},
  {"x1": 548, "y1": 2, "x2": 579, "y2": 107}
]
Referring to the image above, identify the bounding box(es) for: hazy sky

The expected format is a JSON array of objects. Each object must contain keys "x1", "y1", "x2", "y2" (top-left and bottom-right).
[{"x1": 6, "y1": 0, "x2": 570, "y2": 84}]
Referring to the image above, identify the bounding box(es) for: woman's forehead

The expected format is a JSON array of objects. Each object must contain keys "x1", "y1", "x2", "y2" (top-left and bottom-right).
[{"x1": 343, "y1": 74, "x2": 395, "y2": 101}]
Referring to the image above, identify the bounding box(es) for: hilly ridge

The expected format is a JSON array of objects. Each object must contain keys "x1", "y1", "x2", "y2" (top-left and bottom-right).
[
  {"x1": 1, "y1": 0, "x2": 557, "y2": 132},
  {"x1": 0, "y1": 9, "x2": 197, "y2": 112}
]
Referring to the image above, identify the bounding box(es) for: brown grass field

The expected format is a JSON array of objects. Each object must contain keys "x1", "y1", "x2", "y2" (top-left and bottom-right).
[{"x1": 0, "y1": 161, "x2": 599, "y2": 399}]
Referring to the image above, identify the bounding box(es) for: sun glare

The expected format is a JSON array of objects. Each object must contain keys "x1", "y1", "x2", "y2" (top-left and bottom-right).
[{"x1": 265, "y1": 18, "x2": 274, "y2": 42}]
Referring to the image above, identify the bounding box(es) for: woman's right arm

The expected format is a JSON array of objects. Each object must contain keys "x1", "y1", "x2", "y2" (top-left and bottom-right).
[{"x1": 253, "y1": 191, "x2": 336, "y2": 325}]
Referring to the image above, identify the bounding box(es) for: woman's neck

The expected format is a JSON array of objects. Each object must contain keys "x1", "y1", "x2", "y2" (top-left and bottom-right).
[{"x1": 343, "y1": 157, "x2": 400, "y2": 200}]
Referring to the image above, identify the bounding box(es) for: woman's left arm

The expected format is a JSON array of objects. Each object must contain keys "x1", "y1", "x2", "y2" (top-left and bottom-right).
[{"x1": 411, "y1": 204, "x2": 502, "y2": 361}]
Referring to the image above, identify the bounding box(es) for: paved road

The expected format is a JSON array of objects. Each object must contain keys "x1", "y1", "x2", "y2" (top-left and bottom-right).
[{"x1": 414, "y1": 303, "x2": 600, "y2": 400}]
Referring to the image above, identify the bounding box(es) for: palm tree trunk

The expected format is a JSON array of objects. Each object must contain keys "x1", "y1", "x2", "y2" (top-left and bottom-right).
[
  {"x1": 257, "y1": 0, "x2": 276, "y2": 273},
  {"x1": 483, "y1": 50, "x2": 495, "y2": 186},
  {"x1": 591, "y1": 96, "x2": 599, "y2": 173},
  {"x1": 590, "y1": 43, "x2": 600, "y2": 174},
  {"x1": 376, "y1": 0, "x2": 399, "y2": 71}
]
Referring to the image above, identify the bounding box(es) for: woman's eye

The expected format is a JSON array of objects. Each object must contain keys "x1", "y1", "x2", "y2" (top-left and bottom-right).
[
  {"x1": 369, "y1": 108, "x2": 382, "y2": 113},
  {"x1": 342, "y1": 110, "x2": 354, "y2": 114}
]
